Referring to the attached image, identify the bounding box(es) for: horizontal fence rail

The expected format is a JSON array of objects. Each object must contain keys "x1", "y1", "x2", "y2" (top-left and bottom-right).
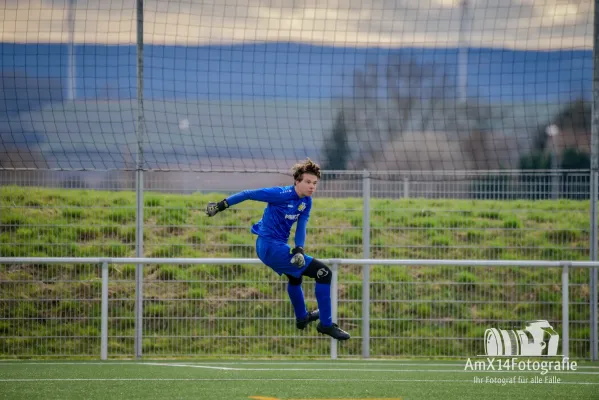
[{"x1": 1, "y1": 257, "x2": 597, "y2": 361}]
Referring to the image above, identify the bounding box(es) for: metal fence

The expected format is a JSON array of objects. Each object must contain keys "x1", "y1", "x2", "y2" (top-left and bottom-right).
[
  {"x1": 0, "y1": 169, "x2": 597, "y2": 360},
  {"x1": 0, "y1": 257, "x2": 595, "y2": 360}
]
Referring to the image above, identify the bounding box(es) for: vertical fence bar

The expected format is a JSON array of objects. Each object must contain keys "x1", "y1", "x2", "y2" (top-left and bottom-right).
[
  {"x1": 591, "y1": 0, "x2": 599, "y2": 362},
  {"x1": 551, "y1": 157, "x2": 559, "y2": 200},
  {"x1": 403, "y1": 176, "x2": 409, "y2": 198},
  {"x1": 135, "y1": 172, "x2": 144, "y2": 360},
  {"x1": 66, "y1": 0, "x2": 76, "y2": 101},
  {"x1": 561, "y1": 264, "x2": 569, "y2": 359},
  {"x1": 591, "y1": 268, "x2": 598, "y2": 361},
  {"x1": 458, "y1": 0, "x2": 469, "y2": 105},
  {"x1": 134, "y1": 0, "x2": 145, "y2": 360},
  {"x1": 331, "y1": 262, "x2": 339, "y2": 360},
  {"x1": 362, "y1": 170, "x2": 371, "y2": 358},
  {"x1": 101, "y1": 261, "x2": 109, "y2": 360}
]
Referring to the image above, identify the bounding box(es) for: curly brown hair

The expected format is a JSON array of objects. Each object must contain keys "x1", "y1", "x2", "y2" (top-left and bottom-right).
[{"x1": 292, "y1": 158, "x2": 321, "y2": 182}]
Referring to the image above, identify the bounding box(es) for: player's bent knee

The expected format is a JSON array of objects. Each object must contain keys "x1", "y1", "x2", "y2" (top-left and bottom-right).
[
  {"x1": 286, "y1": 274, "x2": 303, "y2": 286},
  {"x1": 315, "y1": 265, "x2": 332, "y2": 284},
  {"x1": 303, "y1": 259, "x2": 332, "y2": 284}
]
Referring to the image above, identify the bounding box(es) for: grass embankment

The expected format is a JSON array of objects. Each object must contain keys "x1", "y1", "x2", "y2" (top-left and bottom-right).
[{"x1": 0, "y1": 186, "x2": 593, "y2": 358}]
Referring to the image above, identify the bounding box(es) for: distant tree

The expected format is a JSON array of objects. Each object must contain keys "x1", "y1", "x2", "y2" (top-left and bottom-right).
[
  {"x1": 530, "y1": 99, "x2": 592, "y2": 153},
  {"x1": 561, "y1": 148, "x2": 590, "y2": 170},
  {"x1": 324, "y1": 55, "x2": 513, "y2": 171},
  {"x1": 522, "y1": 98, "x2": 592, "y2": 200},
  {"x1": 518, "y1": 147, "x2": 590, "y2": 200},
  {"x1": 326, "y1": 56, "x2": 452, "y2": 169},
  {"x1": 560, "y1": 148, "x2": 591, "y2": 200},
  {"x1": 323, "y1": 109, "x2": 350, "y2": 170},
  {"x1": 553, "y1": 99, "x2": 591, "y2": 132},
  {"x1": 519, "y1": 151, "x2": 551, "y2": 170}
]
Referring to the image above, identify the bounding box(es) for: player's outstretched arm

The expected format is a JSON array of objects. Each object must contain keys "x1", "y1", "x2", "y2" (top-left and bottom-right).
[
  {"x1": 228, "y1": 187, "x2": 297, "y2": 205},
  {"x1": 206, "y1": 186, "x2": 297, "y2": 217}
]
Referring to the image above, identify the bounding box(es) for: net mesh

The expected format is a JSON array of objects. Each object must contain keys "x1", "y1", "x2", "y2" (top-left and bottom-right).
[{"x1": 0, "y1": 0, "x2": 593, "y2": 171}]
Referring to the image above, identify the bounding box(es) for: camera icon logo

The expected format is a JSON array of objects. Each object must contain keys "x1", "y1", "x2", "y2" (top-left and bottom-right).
[{"x1": 484, "y1": 320, "x2": 560, "y2": 356}]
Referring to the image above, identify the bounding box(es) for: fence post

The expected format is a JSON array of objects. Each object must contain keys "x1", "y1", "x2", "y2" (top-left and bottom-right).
[
  {"x1": 551, "y1": 157, "x2": 559, "y2": 200},
  {"x1": 134, "y1": 0, "x2": 145, "y2": 360},
  {"x1": 591, "y1": 268, "x2": 598, "y2": 361},
  {"x1": 591, "y1": 0, "x2": 599, "y2": 362},
  {"x1": 561, "y1": 263, "x2": 569, "y2": 359},
  {"x1": 101, "y1": 260, "x2": 109, "y2": 361},
  {"x1": 403, "y1": 176, "x2": 409, "y2": 198},
  {"x1": 331, "y1": 262, "x2": 339, "y2": 360},
  {"x1": 362, "y1": 170, "x2": 371, "y2": 358}
]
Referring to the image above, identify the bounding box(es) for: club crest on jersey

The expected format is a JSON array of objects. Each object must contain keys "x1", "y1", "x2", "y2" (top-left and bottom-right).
[{"x1": 298, "y1": 202, "x2": 306, "y2": 211}]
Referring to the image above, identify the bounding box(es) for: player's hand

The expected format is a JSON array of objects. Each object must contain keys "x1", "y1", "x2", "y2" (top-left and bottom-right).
[
  {"x1": 290, "y1": 246, "x2": 305, "y2": 268},
  {"x1": 205, "y1": 199, "x2": 229, "y2": 217}
]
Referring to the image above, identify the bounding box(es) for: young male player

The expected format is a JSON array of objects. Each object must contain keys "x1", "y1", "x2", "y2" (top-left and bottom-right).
[{"x1": 205, "y1": 158, "x2": 350, "y2": 340}]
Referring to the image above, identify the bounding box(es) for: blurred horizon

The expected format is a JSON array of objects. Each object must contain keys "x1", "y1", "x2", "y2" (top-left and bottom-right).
[{"x1": 0, "y1": 42, "x2": 592, "y2": 103}]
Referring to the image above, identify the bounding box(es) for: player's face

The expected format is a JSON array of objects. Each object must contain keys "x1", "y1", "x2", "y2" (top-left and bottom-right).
[{"x1": 295, "y1": 173, "x2": 318, "y2": 197}]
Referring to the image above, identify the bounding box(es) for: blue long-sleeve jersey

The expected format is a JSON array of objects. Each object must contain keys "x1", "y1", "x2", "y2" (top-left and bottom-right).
[{"x1": 226, "y1": 185, "x2": 312, "y2": 247}]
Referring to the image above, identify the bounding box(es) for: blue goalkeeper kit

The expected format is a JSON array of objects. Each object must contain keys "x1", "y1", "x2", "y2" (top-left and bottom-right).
[
  {"x1": 226, "y1": 185, "x2": 314, "y2": 278},
  {"x1": 226, "y1": 185, "x2": 335, "y2": 328}
]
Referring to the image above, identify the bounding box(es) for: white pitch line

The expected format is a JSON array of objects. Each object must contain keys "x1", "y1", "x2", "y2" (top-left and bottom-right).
[
  {"x1": 1, "y1": 361, "x2": 597, "y2": 369},
  {"x1": 144, "y1": 362, "x2": 235, "y2": 370},
  {"x1": 140, "y1": 363, "x2": 599, "y2": 375},
  {"x1": 138, "y1": 361, "x2": 599, "y2": 369},
  {"x1": 0, "y1": 378, "x2": 598, "y2": 385},
  {"x1": 1, "y1": 362, "x2": 597, "y2": 374},
  {"x1": 0, "y1": 362, "x2": 465, "y2": 367}
]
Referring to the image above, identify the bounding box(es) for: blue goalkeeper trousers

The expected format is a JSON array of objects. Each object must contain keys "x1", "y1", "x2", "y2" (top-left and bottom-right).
[{"x1": 255, "y1": 236, "x2": 314, "y2": 278}]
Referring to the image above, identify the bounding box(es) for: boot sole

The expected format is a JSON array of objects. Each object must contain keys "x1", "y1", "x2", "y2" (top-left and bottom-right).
[{"x1": 316, "y1": 330, "x2": 351, "y2": 341}]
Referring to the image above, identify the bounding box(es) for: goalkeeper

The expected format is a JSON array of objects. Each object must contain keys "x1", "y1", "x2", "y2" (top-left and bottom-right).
[{"x1": 205, "y1": 158, "x2": 350, "y2": 341}]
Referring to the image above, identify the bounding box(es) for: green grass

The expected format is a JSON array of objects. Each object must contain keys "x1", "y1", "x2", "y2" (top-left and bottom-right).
[
  {"x1": 0, "y1": 360, "x2": 597, "y2": 400},
  {"x1": 0, "y1": 186, "x2": 591, "y2": 260},
  {"x1": 0, "y1": 186, "x2": 595, "y2": 359}
]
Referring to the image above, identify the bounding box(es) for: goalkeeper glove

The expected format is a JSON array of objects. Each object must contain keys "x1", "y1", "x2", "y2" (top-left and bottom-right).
[
  {"x1": 205, "y1": 199, "x2": 229, "y2": 217},
  {"x1": 290, "y1": 246, "x2": 305, "y2": 268}
]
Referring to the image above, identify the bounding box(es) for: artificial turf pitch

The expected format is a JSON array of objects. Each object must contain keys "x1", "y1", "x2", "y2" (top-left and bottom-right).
[{"x1": 0, "y1": 360, "x2": 598, "y2": 400}]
